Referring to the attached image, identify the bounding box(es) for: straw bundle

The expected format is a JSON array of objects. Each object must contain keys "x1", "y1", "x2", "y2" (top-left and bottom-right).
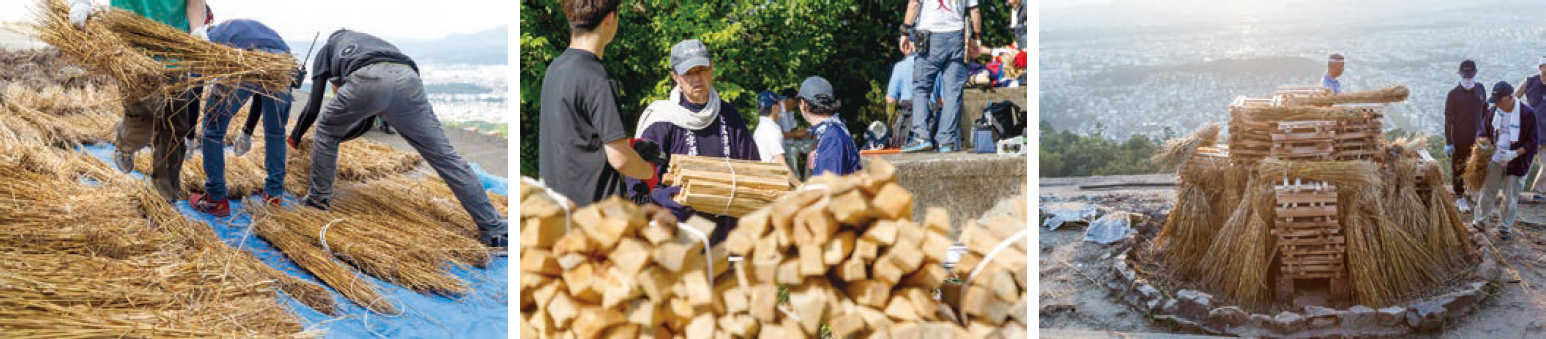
[
  {"x1": 1151, "y1": 123, "x2": 1221, "y2": 169},
  {"x1": 272, "y1": 138, "x2": 427, "y2": 194},
  {"x1": 29, "y1": 0, "x2": 161, "y2": 98},
  {"x1": 0, "y1": 83, "x2": 119, "y2": 146},
  {"x1": 251, "y1": 212, "x2": 400, "y2": 315},
  {"x1": 1256, "y1": 158, "x2": 1381, "y2": 188},
  {"x1": 1464, "y1": 141, "x2": 1495, "y2": 190},
  {"x1": 31, "y1": 0, "x2": 298, "y2": 100},
  {"x1": 1294, "y1": 85, "x2": 1411, "y2": 106},
  {"x1": 334, "y1": 174, "x2": 509, "y2": 240},
  {"x1": 1157, "y1": 154, "x2": 1228, "y2": 277},
  {"x1": 1340, "y1": 183, "x2": 1391, "y2": 306},
  {"x1": 1422, "y1": 163, "x2": 1476, "y2": 272},
  {"x1": 0, "y1": 251, "x2": 318, "y2": 338},
  {"x1": 0, "y1": 49, "x2": 112, "y2": 88},
  {"x1": 1198, "y1": 176, "x2": 1276, "y2": 309},
  {"x1": 1240, "y1": 105, "x2": 1371, "y2": 122},
  {"x1": 134, "y1": 150, "x2": 268, "y2": 195},
  {"x1": 249, "y1": 202, "x2": 476, "y2": 297}
]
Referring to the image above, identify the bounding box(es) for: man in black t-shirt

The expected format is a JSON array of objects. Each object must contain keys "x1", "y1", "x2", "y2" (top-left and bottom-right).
[
  {"x1": 540, "y1": 0, "x2": 657, "y2": 207},
  {"x1": 287, "y1": 29, "x2": 508, "y2": 248}
]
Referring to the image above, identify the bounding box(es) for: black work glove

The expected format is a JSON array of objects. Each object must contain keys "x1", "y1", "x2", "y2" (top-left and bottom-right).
[
  {"x1": 630, "y1": 138, "x2": 668, "y2": 166},
  {"x1": 290, "y1": 67, "x2": 307, "y2": 89}
]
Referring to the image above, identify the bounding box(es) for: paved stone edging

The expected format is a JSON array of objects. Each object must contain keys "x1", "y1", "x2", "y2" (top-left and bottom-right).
[{"x1": 1108, "y1": 229, "x2": 1503, "y2": 336}]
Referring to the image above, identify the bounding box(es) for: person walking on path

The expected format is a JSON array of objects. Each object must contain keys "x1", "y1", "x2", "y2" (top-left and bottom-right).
[
  {"x1": 1445, "y1": 59, "x2": 1485, "y2": 210},
  {"x1": 1475, "y1": 81, "x2": 1537, "y2": 241}
]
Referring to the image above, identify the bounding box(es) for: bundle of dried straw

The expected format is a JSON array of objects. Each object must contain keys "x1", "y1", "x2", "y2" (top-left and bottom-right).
[
  {"x1": 31, "y1": 0, "x2": 298, "y2": 100},
  {"x1": 1294, "y1": 85, "x2": 1411, "y2": 106}
]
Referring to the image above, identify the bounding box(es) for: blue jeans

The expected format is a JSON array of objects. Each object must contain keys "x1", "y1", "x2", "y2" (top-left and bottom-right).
[
  {"x1": 202, "y1": 81, "x2": 292, "y2": 200},
  {"x1": 911, "y1": 30, "x2": 967, "y2": 147}
]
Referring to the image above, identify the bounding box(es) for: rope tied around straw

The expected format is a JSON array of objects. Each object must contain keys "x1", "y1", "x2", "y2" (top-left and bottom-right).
[{"x1": 318, "y1": 218, "x2": 343, "y2": 256}]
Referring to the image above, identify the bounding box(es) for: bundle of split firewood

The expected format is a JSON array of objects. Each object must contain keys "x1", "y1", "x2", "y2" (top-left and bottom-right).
[
  {"x1": 664, "y1": 155, "x2": 794, "y2": 218},
  {"x1": 948, "y1": 197, "x2": 1031, "y2": 337},
  {"x1": 519, "y1": 178, "x2": 728, "y2": 337},
  {"x1": 719, "y1": 158, "x2": 969, "y2": 337}
]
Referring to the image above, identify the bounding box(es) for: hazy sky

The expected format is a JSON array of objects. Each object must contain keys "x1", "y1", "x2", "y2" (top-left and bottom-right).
[{"x1": 0, "y1": 0, "x2": 510, "y2": 41}]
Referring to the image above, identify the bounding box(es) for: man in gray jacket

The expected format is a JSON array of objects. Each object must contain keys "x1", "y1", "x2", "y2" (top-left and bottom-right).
[{"x1": 288, "y1": 29, "x2": 507, "y2": 247}]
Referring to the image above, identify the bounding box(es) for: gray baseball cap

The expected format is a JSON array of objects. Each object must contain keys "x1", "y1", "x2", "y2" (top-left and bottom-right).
[
  {"x1": 670, "y1": 39, "x2": 713, "y2": 74},
  {"x1": 798, "y1": 76, "x2": 836, "y2": 106}
]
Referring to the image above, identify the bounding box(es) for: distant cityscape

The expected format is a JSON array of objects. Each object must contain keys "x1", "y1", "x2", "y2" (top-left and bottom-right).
[{"x1": 1041, "y1": 0, "x2": 1546, "y2": 140}]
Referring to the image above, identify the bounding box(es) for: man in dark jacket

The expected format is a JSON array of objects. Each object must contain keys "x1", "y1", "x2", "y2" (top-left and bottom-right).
[
  {"x1": 288, "y1": 29, "x2": 507, "y2": 247},
  {"x1": 1476, "y1": 81, "x2": 1537, "y2": 240},
  {"x1": 1445, "y1": 59, "x2": 1485, "y2": 209}
]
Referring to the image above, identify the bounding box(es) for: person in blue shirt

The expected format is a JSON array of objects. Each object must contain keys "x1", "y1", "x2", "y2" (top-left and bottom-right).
[
  {"x1": 799, "y1": 76, "x2": 861, "y2": 176},
  {"x1": 1322, "y1": 53, "x2": 1344, "y2": 94},
  {"x1": 187, "y1": 19, "x2": 295, "y2": 217}
]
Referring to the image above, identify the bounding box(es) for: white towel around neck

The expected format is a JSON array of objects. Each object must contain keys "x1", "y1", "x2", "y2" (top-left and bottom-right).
[{"x1": 634, "y1": 87, "x2": 722, "y2": 137}]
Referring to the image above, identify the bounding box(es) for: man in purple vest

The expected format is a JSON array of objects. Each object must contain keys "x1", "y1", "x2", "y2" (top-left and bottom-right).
[
  {"x1": 1516, "y1": 57, "x2": 1546, "y2": 197},
  {"x1": 1477, "y1": 81, "x2": 1537, "y2": 241}
]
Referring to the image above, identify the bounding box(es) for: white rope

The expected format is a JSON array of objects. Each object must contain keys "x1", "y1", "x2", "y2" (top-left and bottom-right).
[
  {"x1": 539, "y1": 183, "x2": 573, "y2": 233},
  {"x1": 959, "y1": 228, "x2": 1029, "y2": 323},
  {"x1": 664, "y1": 220, "x2": 716, "y2": 289},
  {"x1": 318, "y1": 218, "x2": 343, "y2": 255},
  {"x1": 721, "y1": 156, "x2": 737, "y2": 216}
]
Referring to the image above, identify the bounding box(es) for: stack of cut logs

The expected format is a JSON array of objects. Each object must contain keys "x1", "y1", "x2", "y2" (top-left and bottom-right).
[
  {"x1": 519, "y1": 178, "x2": 729, "y2": 337},
  {"x1": 950, "y1": 197, "x2": 1031, "y2": 338},
  {"x1": 718, "y1": 158, "x2": 968, "y2": 338},
  {"x1": 664, "y1": 155, "x2": 794, "y2": 218}
]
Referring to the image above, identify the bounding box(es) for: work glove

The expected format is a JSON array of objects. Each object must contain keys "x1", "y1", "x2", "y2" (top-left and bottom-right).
[
  {"x1": 629, "y1": 138, "x2": 665, "y2": 191},
  {"x1": 287, "y1": 136, "x2": 300, "y2": 149},
  {"x1": 290, "y1": 67, "x2": 307, "y2": 89},
  {"x1": 233, "y1": 131, "x2": 253, "y2": 156},
  {"x1": 68, "y1": 0, "x2": 93, "y2": 29},
  {"x1": 1494, "y1": 148, "x2": 1520, "y2": 164},
  {"x1": 1445, "y1": 144, "x2": 1454, "y2": 156},
  {"x1": 190, "y1": 26, "x2": 210, "y2": 41}
]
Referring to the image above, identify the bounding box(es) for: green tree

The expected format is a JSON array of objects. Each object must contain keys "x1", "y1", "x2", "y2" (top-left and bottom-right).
[{"x1": 519, "y1": 0, "x2": 1016, "y2": 178}]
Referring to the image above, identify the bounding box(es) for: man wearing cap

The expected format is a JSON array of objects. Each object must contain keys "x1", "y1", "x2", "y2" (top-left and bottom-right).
[
  {"x1": 899, "y1": 0, "x2": 982, "y2": 153},
  {"x1": 1445, "y1": 59, "x2": 1485, "y2": 210},
  {"x1": 1323, "y1": 53, "x2": 1345, "y2": 94},
  {"x1": 1475, "y1": 81, "x2": 1537, "y2": 240},
  {"x1": 799, "y1": 76, "x2": 862, "y2": 177},
  {"x1": 634, "y1": 39, "x2": 761, "y2": 245}
]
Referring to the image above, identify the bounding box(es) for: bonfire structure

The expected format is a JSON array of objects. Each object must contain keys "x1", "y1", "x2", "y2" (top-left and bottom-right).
[{"x1": 1132, "y1": 85, "x2": 1499, "y2": 335}]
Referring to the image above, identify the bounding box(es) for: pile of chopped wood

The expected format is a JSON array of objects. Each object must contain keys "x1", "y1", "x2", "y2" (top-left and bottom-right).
[
  {"x1": 519, "y1": 178, "x2": 726, "y2": 337},
  {"x1": 716, "y1": 158, "x2": 969, "y2": 338},
  {"x1": 665, "y1": 155, "x2": 794, "y2": 218},
  {"x1": 949, "y1": 197, "x2": 1030, "y2": 337}
]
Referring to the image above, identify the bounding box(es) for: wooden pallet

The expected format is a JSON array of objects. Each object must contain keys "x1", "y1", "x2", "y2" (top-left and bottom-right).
[{"x1": 1270, "y1": 179, "x2": 1349, "y2": 302}]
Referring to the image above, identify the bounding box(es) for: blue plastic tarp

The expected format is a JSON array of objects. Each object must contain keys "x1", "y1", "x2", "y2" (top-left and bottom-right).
[{"x1": 80, "y1": 144, "x2": 510, "y2": 339}]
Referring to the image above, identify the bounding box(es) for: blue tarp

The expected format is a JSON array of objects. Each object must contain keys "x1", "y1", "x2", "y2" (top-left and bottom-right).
[{"x1": 80, "y1": 144, "x2": 510, "y2": 339}]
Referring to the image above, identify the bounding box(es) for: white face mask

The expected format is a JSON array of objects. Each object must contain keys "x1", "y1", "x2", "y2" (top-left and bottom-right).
[{"x1": 1461, "y1": 77, "x2": 1476, "y2": 89}]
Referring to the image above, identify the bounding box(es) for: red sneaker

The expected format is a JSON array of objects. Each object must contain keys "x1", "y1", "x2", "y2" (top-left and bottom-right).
[
  {"x1": 261, "y1": 194, "x2": 283, "y2": 206},
  {"x1": 189, "y1": 193, "x2": 231, "y2": 217}
]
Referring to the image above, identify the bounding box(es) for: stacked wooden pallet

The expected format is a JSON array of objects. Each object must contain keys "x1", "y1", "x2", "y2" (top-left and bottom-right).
[
  {"x1": 1228, "y1": 100, "x2": 1385, "y2": 164},
  {"x1": 1270, "y1": 179, "x2": 1349, "y2": 301},
  {"x1": 719, "y1": 158, "x2": 969, "y2": 338},
  {"x1": 950, "y1": 196, "x2": 1031, "y2": 338},
  {"x1": 664, "y1": 155, "x2": 794, "y2": 218},
  {"x1": 1227, "y1": 96, "x2": 1278, "y2": 164},
  {"x1": 519, "y1": 179, "x2": 727, "y2": 338}
]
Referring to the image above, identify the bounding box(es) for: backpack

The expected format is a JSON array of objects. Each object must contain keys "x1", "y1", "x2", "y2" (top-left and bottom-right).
[{"x1": 980, "y1": 100, "x2": 1025, "y2": 140}]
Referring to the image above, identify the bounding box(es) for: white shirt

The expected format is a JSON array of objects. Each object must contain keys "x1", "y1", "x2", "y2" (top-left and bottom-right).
[
  {"x1": 918, "y1": 0, "x2": 979, "y2": 33},
  {"x1": 754, "y1": 116, "x2": 787, "y2": 162}
]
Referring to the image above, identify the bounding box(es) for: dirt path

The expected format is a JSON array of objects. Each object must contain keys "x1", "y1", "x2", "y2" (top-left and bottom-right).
[{"x1": 1038, "y1": 175, "x2": 1546, "y2": 338}]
